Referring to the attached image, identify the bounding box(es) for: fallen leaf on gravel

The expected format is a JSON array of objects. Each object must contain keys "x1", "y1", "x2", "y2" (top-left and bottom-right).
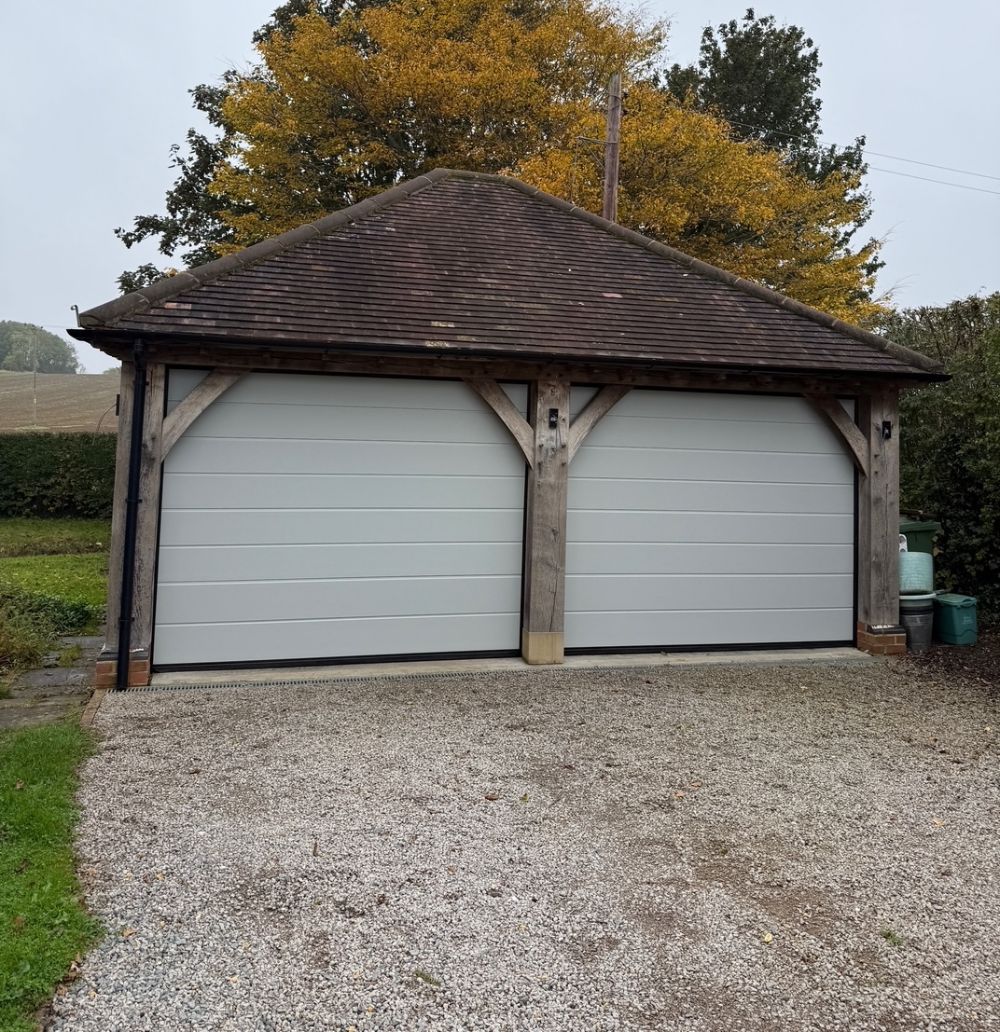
[
  {"x1": 520, "y1": 792, "x2": 529, "y2": 803},
  {"x1": 931, "y1": 818, "x2": 945, "y2": 827},
  {"x1": 121, "y1": 927, "x2": 136, "y2": 939},
  {"x1": 762, "y1": 931, "x2": 774, "y2": 944},
  {"x1": 227, "y1": 976, "x2": 239, "y2": 985},
  {"x1": 484, "y1": 791, "x2": 499, "y2": 801}
]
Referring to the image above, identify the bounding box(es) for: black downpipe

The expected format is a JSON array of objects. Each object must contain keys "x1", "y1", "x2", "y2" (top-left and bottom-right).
[{"x1": 116, "y1": 341, "x2": 147, "y2": 690}]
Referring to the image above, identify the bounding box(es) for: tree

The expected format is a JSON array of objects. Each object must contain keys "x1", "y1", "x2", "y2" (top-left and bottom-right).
[
  {"x1": 116, "y1": 1, "x2": 387, "y2": 291},
  {"x1": 886, "y1": 294, "x2": 1000, "y2": 615},
  {"x1": 517, "y1": 82, "x2": 878, "y2": 320},
  {"x1": 211, "y1": 1, "x2": 661, "y2": 242},
  {"x1": 663, "y1": 9, "x2": 876, "y2": 272},
  {"x1": 116, "y1": 0, "x2": 881, "y2": 321},
  {"x1": 0, "y1": 322, "x2": 79, "y2": 373}
]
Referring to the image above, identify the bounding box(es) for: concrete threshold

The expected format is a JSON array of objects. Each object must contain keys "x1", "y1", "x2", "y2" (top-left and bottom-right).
[{"x1": 149, "y1": 647, "x2": 871, "y2": 688}]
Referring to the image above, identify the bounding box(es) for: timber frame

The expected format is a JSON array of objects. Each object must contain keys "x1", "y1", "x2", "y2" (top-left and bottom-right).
[{"x1": 94, "y1": 340, "x2": 910, "y2": 686}]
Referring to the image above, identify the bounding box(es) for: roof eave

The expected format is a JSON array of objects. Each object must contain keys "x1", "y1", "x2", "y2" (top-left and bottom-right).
[{"x1": 67, "y1": 326, "x2": 949, "y2": 384}]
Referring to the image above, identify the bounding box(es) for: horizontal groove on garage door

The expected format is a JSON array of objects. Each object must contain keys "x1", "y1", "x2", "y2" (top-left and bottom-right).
[
  {"x1": 566, "y1": 389, "x2": 855, "y2": 650},
  {"x1": 155, "y1": 372, "x2": 527, "y2": 667}
]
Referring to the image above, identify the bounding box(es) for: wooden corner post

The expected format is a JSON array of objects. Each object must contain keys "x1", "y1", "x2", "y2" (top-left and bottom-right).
[
  {"x1": 521, "y1": 378, "x2": 571, "y2": 664},
  {"x1": 100, "y1": 360, "x2": 135, "y2": 660},
  {"x1": 856, "y1": 388, "x2": 904, "y2": 654},
  {"x1": 96, "y1": 361, "x2": 166, "y2": 689}
]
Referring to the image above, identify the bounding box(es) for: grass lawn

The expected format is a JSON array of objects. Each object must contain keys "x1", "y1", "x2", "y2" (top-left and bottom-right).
[
  {"x1": 0, "y1": 520, "x2": 111, "y2": 560},
  {"x1": 0, "y1": 536, "x2": 109, "y2": 680},
  {"x1": 0, "y1": 722, "x2": 100, "y2": 1031},
  {"x1": 0, "y1": 555, "x2": 108, "y2": 614}
]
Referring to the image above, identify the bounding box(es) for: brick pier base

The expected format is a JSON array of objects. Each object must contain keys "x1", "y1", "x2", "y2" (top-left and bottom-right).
[
  {"x1": 856, "y1": 621, "x2": 907, "y2": 656},
  {"x1": 94, "y1": 656, "x2": 152, "y2": 688}
]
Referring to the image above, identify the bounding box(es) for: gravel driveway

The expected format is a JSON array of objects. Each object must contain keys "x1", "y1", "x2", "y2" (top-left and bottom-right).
[{"x1": 51, "y1": 661, "x2": 1000, "y2": 1031}]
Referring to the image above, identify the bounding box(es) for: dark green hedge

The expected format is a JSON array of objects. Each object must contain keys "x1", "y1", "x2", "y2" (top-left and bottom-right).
[{"x1": 0, "y1": 433, "x2": 116, "y2": 518}]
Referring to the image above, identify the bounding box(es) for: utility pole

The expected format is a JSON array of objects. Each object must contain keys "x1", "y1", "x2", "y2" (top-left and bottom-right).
[{"x1": 602, "y1": 72, "x2": 622, "y2": 223}]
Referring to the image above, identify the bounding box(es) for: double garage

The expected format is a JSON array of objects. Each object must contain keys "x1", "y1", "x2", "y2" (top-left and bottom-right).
[
  {"x1": 72, "y1": 169, "x2": 939, "y2": 684},
  {"x1": 153, "y1": 369, "x2": 855, "y2": 669}
]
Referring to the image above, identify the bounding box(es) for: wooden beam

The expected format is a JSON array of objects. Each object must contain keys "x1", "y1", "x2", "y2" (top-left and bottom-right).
[
  {"x1": 129, "y1": 362, "x2": 167, "y2": 665},
  {"x1": 136, "y1": 343, "x2": 894, "y2": 398},
  {"x1": 804, "y1": 394, "x2": 869, "y2": 477},
  {"x1": 857, "y1": 389, "x2": 900, "y2": 631},
  {"x1": 465, "y1": 377, "x2": 534, "y2": 467},
  {"x1": 521, "y1": 379, "x2": 571, "y2": 665},
  {"x1": 101, "y1": 360, "x2": 135, "y2": 656},
  {"x1": 568, "y1": 385, "x2": 630, "y2": 463},
  {"x1": 161, "y1": 369, "x2": 244, "y2": 460}
]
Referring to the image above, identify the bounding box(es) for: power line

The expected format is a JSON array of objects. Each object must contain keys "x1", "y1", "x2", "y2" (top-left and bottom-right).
[
  {"x1": 722, "y1": 118, "x2": 999, "y2": 187},
  {"x1": 864, "y1": 150, "x2": 1000, "y2": 182},
  {"x1": 867, "y1": 166, "x2": 1000, "y2": 196}
]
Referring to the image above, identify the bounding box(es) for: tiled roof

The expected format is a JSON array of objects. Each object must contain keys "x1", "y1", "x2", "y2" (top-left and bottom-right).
[{"x1": 74, "y1": 169, "x2": 942, "y2": 379}]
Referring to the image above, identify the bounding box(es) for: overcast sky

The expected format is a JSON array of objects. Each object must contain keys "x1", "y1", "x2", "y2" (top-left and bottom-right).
[{"x1": 2, "y1": 1, "x2": 997, "y2": 373}]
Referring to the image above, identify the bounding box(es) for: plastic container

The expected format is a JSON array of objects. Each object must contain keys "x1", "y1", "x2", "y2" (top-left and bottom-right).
[
  {"x1": 899, "y1": 519, "x2": 941, "y2": 555},
  {"x1": 933, "y1": 594, "x2": 977, "y2": 646},
  {"x1": 899, "y1": 595, "x2": 934, "y2": 652},
  {"x1": 899, "y1": 551, "x2": 934, "y2": 594}
]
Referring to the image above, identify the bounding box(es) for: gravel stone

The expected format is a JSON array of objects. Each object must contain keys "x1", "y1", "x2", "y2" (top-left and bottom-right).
[{"x1": 49, "y1": 661, "x2": 1000, "y2": 1031}]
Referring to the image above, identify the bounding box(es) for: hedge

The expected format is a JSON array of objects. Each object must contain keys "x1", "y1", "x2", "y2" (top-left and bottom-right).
[{"x1": 0, "y1": 432, "x2": 116, "y2": 518}]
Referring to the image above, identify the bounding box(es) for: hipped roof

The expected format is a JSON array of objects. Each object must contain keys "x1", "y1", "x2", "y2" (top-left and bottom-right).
[{"x1": 72, "y1": 168, "x2": 943, "y2": 380}]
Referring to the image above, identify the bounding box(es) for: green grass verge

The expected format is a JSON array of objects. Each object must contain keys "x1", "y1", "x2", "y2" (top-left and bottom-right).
[
  {"x1": 0, "y1": 555, "x2": 107, "y2": 635},
  {"x1": 0, "y1": 521, "x2": 110, "y2": 560},
  {"x1": 0, "y1": 722, "x2": 101, "y2": 1031},
  {"x1": 0, "y1": 554, "x2": 108, "y2": 678}
]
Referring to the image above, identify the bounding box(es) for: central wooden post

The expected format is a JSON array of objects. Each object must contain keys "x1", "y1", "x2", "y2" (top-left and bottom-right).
[
  {"x1": 521, "y1": 378, "x2": 571, "y2": 664},
  {"x1": 856, "y1": 388, "x2": 904, "y2": 654}
]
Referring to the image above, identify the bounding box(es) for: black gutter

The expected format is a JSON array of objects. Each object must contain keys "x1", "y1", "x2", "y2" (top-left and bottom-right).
[{"x1": 117, "y1": 340, "x2": 147, "y2": 690}]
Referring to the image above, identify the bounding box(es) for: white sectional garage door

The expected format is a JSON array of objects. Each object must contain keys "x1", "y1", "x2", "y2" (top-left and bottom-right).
[
  {"x1": 566, "y1": 389, "x2": 855, "y2": 650},
  {"x1": 154, "y1": 372, "x2": 527, "y2": 667}
]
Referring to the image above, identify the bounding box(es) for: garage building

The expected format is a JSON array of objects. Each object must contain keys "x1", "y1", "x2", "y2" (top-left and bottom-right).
[{"x1": 69, "y1": 169, "x2": 944, "y2": 686}]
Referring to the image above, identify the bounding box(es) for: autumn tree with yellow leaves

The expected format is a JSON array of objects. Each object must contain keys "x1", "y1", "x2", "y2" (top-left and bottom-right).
[{"x1": 118, "y1": 0, "x2": 882, "y2": 322}]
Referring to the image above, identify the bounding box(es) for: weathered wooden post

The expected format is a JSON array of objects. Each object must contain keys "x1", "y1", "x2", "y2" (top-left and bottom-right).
[
  {"x1": 856, "y1": 388, "x2": 905, "y2": 655},
  {"x1": 521, "y1": 378, "x2": 571, "y2": 664}
]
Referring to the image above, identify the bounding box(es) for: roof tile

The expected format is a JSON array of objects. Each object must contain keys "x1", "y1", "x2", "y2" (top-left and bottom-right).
[{"x1": 74, "y1": 170, "x2": 942, "y2": 379}]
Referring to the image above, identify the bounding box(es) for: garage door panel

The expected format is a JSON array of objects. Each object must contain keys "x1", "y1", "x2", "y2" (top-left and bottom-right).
[
  {"x1": 575, "y1": 415, "x2": 842, "y2": 455},
  {"x1": 567, "y1": 542, "x2": 853, "y2": 576},
  {"x1": 566, "y1": 607, "x2": 855, "y2": 650},
  {"x1": 166, "y1": 436, "x2": 519, "y2": 477},
  {"x1": 159, "y1": 507, "x2": 522, "y2": 547},
  {"x1": 566, "y1": 388, "x2": 855, "y2": 650},
  {"x1": 570, "y1": 446, "x2": 850, "y2": 485},
  {"x1": 572, "y1": 388, "x2": 844, "y2": 425},
  {"x1": 156, "y1": 575, "x2": 521, "y2": 624},
  {"x1": 568, "y1": 511, "x2": 853, "y2": 545},
  {"x1": 178, "y1": 399, "x2": 516, "y2": 445},
  {"x1": 565, "y1": 574, "x2": 853, "y2": 612},
  {"x1": 155, "y1": 613, "x2": 517, "y2": 667},
  {"x1": 155, "y1": 372, "x2": 526, "y2": 667},
  {"x1": 158, "y1": 542, "x2": 524, "y2": 583},
  {"x1": 162, "y1": 472, "x2": 523, "y2": 510},
  {"x1": 569, "y1": 479, "x2": 853, "y2": 514},
  {"x1": 169, "y1": 370, "x2": 526, "y2": 413}
]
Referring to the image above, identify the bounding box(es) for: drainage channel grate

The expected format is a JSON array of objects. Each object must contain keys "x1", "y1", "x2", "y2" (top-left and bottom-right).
[{"x1": 124, "y1": 664, "x2": 660, "y2": 693}]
